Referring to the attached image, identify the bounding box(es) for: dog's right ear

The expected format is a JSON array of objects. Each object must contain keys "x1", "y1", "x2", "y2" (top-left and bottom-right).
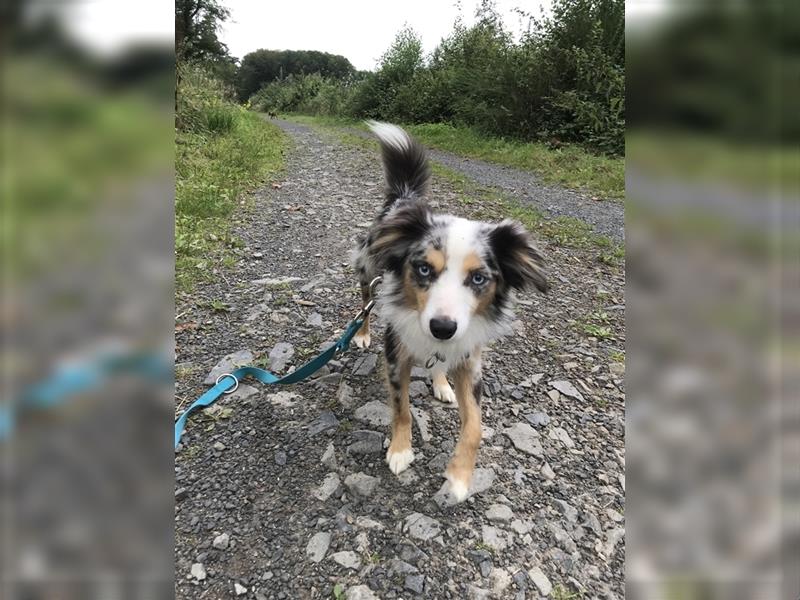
[{"x1": 368, "y1": 202, "x2": 431, "y2": 273}]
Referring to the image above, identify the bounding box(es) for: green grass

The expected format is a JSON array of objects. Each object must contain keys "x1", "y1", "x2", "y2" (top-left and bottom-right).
[
  {"x1": 431, "y1": 163, "x2": 624, "y2": 263},
  {"x1": 176, "y1": 111, "x2": 287, "y2": 291},
  {"x1": 284, "y1": 115, "x2": 624, "y2": 199}
]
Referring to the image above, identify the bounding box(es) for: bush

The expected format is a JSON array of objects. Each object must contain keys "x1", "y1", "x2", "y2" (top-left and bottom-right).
[{"x1": 244, "y1": 0, "x2": 625, "y2": 156}]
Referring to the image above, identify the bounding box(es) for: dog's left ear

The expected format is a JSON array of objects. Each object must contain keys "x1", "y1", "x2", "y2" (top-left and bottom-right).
[{"x1": 488, "y1": 219, "x2": 548, "y2": 293}]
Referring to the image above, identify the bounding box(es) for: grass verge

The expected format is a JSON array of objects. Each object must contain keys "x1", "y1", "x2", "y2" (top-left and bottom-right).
[
  {"x1": 284, "y1": 114, "x2": 624, "y2": 200},
  {"x1": 176, "y1": 110, "x2": 287, "y2": 291}
]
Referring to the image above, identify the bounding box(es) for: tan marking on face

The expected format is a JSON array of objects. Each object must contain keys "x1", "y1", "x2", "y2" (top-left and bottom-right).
[
  {"x1": 402, "y1": 266, "x2": 430, "y2": 312},
  {"x1": 426, "y1": 248, "x2": 446, "y2": 274},
  {"x1": 474, "y1": 280, "x2": 498, "y2": 316},
  {"x1": 462, "y1": 251, "x2": 482, "y2": 274}
]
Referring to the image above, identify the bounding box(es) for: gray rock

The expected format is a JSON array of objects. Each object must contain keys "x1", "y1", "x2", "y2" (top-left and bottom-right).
[
  {"x1": 330, "y1": 550, "x2": 361, "y2": 570},
  {"x1": 541, "y1": 462, "x2": 556, "y2": 480},
  {"x1": 404, "y1": 513, "x2": 441, "y2": 542},
  {"x1": 486, "y1": 503, "x2": 514, "y2": 523},
  {"x1": 275, "y1": 450, "x2": 287, "y2": 465},
  {"x1": 489, "y1": 568, "x2": 512, "y2": 597},
  {"x1": 347, "y1": 430, "x2": 384, "y2": 454},
  {"x1": 467, "y1": 584, "x2": 491, "y2": 600},
  {"x1": 212, "y1": 532, "x2": 230, "y2": 550},
  {"x1": 234, "y1": 583, "x2": 247, "y2": 596},
  {"x1": 480, "y1": 560, "x2": 492, "y2": 577},
  {"x1": 204, "y1": 349, "x2": 254, "y2": 384},
  {"x1": 308, "y1": 410, "x2": 338, "y2": 436},
  {"x1": 553, "y1": 499, "x2": 579, "y2": 523},
  {"x1": 409, "y1": 380, "x2": 429, "y2": 398},
  {"x1": 398, "y1": 542, "x2": 427, "y2": 564},
  {"x1": 337, "y1": 380, "x2": 356, "y2": 409},
  {"x1": 213, "y1": 441, "x2": 226, "y2": 452},
  {"x1": 354, "y1": 400, "x2": 391, "y2": 427},
  {"x1": 525, "y1": 411, "x2": 551, "y2": 427},
  {"x1": 321, "y1": 442, "x2": 338, "y2": 470},
  {"x1": 269, "y1": 342, "x2": 295, "y2": 372},
  {"x1": 252, "y1": 276, "x2": 302, "y2": 286},
  {"x1": 267, "y1": 391, "x2": 299, "y2": 408},
  {"x1": 307, "y1": 312, "x2": 323, "y2": 326},
  {"x1": 404, "y1": 574, "x2": 425, "y2": 594},
  {"x1": 503, "y1": 422, "x2": 543, "y2": 456},
  {"x1": 550, "y1": 380, "x2": 585, "y2": 402},
  {"x1": 410, "y1": 407, "x2": 432, "y2": 442},
  {"x1": 345, "y1": 585, "x2": 379, "y2": 600},
  {"x1": 510, "y1": 519, "x2": 534, "y2": 535},
  {"x1": 512, "y1": 569, "x2": 529, "y2": 590},
  {"x1": 602, "y1": 527, "x2": 625, "y2": 559},
  {"x1": 230, "y1": 384, "x2": 259, "y2": 401},
  {"x1": 306, "y1": 532, "x2": 331, "y2": 563},
  {"x1": 397, "y1": 468, "x2": 419, "y2": 485},
  {"x1": 355, "y1": 516, "x2": 385, "y2": 530},
  {"x1": 433, "y1": 468, "x2": 496, "y2": 507},
  {"x1": 548, "y1": 426, "x2": 576, "y2": 448},
  {"x1": 410, "y1": 367, "x2": 429, "y2": 381},
  {"x1": 481, "y1": 525, "x2": 509, "y2": 551},
  {"x1": 344, "y1": 472, "x2": 380, "y2": 497},
  {"x1": 527, "y1": 566, "x2": 553, "y2": 596},
  {"x1": 385, "y1": 558, "x2": 419, "y2": 576},
  {"x1": 313, "y1": 473, "x2": 341, "y2": 501},
  {"x1": 352, "y1": 353, "x2": 378, "y2": 376},
  {"x1": 190, "y1": 562, "x2": 206, "y2": 581}
]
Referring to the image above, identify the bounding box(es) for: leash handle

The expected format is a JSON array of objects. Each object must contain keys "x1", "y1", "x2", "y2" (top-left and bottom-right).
[{"x1": 173, "y1": 317, "x2": 364, "y2": 449}]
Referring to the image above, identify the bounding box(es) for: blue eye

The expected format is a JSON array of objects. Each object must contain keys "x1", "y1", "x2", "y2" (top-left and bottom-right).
[
  {"x1": 416, "y1": 263, "x2": 431, "y2": 277},
  {"x1": 471, "y1": 272, "x2": 487, "y2": 286}
]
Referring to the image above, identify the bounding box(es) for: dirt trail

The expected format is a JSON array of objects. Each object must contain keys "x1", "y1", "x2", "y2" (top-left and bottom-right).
[
  {"x1": 175, "y1": 120, "x2": 625, "y2": 600},
  {"x1": 341, "y1": 125, "x2": 624, "y2": 242}
]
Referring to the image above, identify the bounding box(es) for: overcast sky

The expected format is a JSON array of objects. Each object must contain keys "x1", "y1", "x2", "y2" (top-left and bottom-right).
[{"x1": 218, "y1": 0, "x2": 548, "y2": 70}]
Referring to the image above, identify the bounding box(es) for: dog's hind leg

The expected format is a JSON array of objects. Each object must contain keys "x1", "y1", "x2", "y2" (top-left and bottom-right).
[
  {"x1": 384, "y1": 326, "x2": 414, "y2": 475},
  {"x1": 445, "y1": 351, "x2": 483, "y2": 502},
  {"x1": 353, "y1": 274, "x2": 372, "y2": 349}
]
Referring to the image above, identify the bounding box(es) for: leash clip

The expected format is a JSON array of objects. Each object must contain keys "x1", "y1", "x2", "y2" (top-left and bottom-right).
[
  {"x1": 355, "y1": 276, "x2": 383, "y2": 321},
  {"x1": 424, "y1": 352, "x2": 446, "y2": 369}
]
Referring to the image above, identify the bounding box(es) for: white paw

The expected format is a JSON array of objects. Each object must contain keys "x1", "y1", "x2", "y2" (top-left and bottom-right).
[
  {"x1": 386, "y1": 448, "x2": 414, "y2": 475},
  {"x1": 353, "y1": 332, "x2": 371, "y2": 349},
  {"x1": 446, "y1": 474, "x2": 470, "y2": 503},
  {"x1": 433, "y1": 382, "x2": 456, "y2": 404}
]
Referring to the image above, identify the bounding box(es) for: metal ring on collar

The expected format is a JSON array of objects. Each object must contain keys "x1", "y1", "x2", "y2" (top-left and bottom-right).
[{"x1": 215, "y1": 373, "x2": 239, "y2": 394}]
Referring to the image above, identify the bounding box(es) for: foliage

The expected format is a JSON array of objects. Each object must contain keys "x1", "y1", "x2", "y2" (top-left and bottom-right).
[
  {"x1": 176, "y1": 66, "x2": 286, "y2": 290},
  {"x1": 248, "y1": 0, "x2": 624, "y2": 156},
  {"x1": 236, "y1": 49, "x2": 356, "y2": 102},
  {"x1": 175, "y1": 0, "x2": 230, "y2": 63}
]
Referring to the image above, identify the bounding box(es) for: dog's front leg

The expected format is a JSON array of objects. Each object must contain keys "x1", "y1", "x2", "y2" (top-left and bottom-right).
[
  {"x1": 446, "y1": 352, "x2": 483, "y2": 502},
  {"x1": 384, "y1": 325, "x2": 413, "y2": 474},
  {"x1": 353, "y1": 274, "x2": 372, "y2": 348}
]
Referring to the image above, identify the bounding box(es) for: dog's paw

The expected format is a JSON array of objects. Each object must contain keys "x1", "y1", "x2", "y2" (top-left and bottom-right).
[
  {"x1": 353, "y1": 332, "x2": 371, "y2": 349},
  {"x1": 445, "y1": 473, "x2": 471, "y2": 503},
  {"x1": 433, "y1": 381, "x2": 456, "y2": 404},
  {"x1": 386, "y1": 448, "x2": 414, "y2": 475}
]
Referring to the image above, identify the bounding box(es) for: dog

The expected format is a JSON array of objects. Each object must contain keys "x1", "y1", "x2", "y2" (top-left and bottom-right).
[
  {"x1": 352, "y1": 121, "x2": 548, "y2": 502},
  {"x1": 268, "y1": 111, "x2": 277, "y2": 119}
]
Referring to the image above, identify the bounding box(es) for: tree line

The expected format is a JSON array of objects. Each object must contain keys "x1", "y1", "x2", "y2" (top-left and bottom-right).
[{"x1": 176, "y1": 0, "x2": 625, "y2": 156}]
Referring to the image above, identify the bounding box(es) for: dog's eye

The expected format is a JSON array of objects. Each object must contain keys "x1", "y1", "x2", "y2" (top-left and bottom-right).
[
  {"x1": 416, "y1": 263, "x2": 431, "y2": 277},
  {"x1": 471, "y1": 272, "x2": 487, "y2": 286}
]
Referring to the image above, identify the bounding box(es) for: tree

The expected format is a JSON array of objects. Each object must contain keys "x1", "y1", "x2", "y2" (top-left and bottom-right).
[{"x1": 175, "y1": 0, "x2": 230, "y2": 63}]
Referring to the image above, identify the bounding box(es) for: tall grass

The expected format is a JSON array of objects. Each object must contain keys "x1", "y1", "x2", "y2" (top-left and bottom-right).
[{"x1": 176, "y1": 66, "x2": 286, "y2": 291}]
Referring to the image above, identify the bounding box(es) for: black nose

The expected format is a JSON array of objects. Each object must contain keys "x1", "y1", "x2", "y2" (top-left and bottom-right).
[{"x1": 429, "y1": 317, "x2": 457, "y2": 340}]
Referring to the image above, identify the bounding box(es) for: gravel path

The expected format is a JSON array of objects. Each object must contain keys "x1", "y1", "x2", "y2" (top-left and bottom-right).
[
  {"x1": 175, "y1": 120, "x2": 625, "y2": 600},
  {"x1": 341, "y1": 126, "x2": 624, "y2": 242}
]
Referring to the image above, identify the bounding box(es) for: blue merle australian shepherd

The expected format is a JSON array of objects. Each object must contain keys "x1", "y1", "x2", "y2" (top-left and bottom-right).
[{"x1": 352, "y1": 122, "x2": 548, "y2": 502}]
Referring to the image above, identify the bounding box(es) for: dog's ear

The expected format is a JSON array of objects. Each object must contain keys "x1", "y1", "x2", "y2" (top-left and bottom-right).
[
  {"x1": 369, "y1": 202, "x2": 431, "y2": 272},
  {"x1": 488, "y1": 219, "x2": 548, "y2": 293}
]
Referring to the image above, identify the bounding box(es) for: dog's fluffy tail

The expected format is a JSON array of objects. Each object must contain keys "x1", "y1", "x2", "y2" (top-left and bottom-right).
[{"x1": 366, "y1": 120, "x2": 430, "y2": 205}]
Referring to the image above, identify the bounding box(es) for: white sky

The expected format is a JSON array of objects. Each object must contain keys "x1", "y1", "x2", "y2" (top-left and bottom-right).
[{"x1": 219, "y1": 0, "x2": 549, "y2": 70}]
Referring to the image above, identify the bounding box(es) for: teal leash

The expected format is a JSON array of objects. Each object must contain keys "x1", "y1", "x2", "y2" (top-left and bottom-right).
[{"x1": 173, "y1": 276, "x2": 381, "y2": 449}]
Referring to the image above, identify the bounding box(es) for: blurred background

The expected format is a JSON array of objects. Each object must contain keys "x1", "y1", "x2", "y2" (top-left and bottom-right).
[
  {"x1": 2, "y1": 1, "x2": 174, "y2": 599},
  {"x1": 626, "y1": 0, "x2": 798, "y2": 598}
]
